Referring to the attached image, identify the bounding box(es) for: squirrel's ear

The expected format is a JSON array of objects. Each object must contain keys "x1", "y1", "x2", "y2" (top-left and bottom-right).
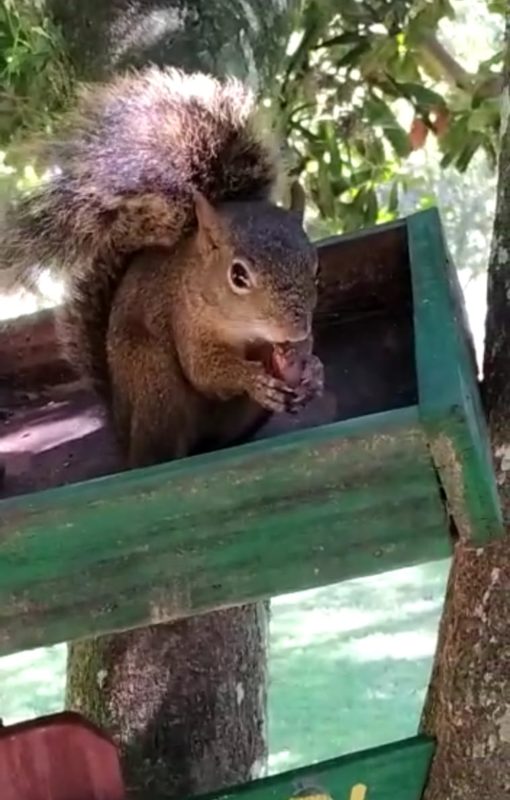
[
  {"x1": 289, "y1": 180, "x2": 306, "y2": 223},
  {"x1": 193, "y1": 190, "x2": 224, "y2": 250}
]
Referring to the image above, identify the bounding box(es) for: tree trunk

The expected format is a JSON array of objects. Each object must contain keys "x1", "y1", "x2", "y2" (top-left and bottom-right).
[
  {"x1": 48, "y1": 0, "x2": 299, "y2": 86},
  {"x1": 51, "y1": 2, "x2": 298, "y2": 795},
  {"x1": 66, "y1": 605, "x2": 269, "y2": 799},
  {"x1": 421, "y1": 14, "x2": 510, "y2": 799}
]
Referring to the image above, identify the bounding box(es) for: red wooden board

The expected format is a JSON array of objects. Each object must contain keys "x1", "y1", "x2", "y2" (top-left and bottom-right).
[{"x1": 0, "y1": 711, "x2": 125, "y2": 800}]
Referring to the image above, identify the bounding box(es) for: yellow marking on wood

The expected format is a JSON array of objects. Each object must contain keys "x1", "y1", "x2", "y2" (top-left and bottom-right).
[{"x1": 288, "y1": 784, "x2": 367, "y2": 800}]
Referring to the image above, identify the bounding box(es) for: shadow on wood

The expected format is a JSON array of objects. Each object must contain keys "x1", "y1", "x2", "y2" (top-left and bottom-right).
[{"x1": 0, "y1": 220, "x2": 416, "y2": 497}]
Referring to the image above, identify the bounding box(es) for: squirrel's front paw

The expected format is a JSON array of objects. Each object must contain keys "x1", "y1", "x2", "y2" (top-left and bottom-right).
[
  {"x1": 289, "y1": 354, "x2": 324, "y2": 410},
  {"x1": 250, "y1": 368, "x2": 296, "y2": 413}
]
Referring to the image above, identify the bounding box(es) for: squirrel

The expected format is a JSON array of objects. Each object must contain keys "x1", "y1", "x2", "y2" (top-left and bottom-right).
[{"x1": 1, "y1": 67, "x2": 324, "y2": 467}]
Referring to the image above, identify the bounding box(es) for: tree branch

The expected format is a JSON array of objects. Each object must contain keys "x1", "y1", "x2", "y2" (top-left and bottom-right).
[
  {"x1": 419, "y1": 32, "x2": 473, "y2": 91},
  {"x1": 419, "y1": 32, "x2": 503, "y2": 98}
]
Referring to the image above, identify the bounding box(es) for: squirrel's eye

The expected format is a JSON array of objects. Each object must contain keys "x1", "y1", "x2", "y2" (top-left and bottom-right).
[{"x1": 229, "y1": 260, "x2": 253, "y2": 293}]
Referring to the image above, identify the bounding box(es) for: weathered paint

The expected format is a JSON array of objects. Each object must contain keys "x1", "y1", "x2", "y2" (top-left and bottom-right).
[
  {"x1": 0, "y1": 408, "x2": 451, "y2": 656},
  {"x1": 190, "y1": 736, "x2": 435, "y2": 800},
  {"x1": 407, "y1": 208, "x2": 503, "y2": 542},
  {"x1": 0, "y1": 208, "x2": 501, "y2": 659}
]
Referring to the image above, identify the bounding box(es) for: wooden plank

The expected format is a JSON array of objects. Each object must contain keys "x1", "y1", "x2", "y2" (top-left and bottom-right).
[
  {"x1": 315, "y1": 219, "x2": 411, "y2": 316},
  {"x1": 0, "y1": 711, "x2": 124, "y2": 800},
  {"x1": 175, "y1": 736, "x2": 435, "y2": 800},
  {"x1": 407, "y1": 208, "x2": 503, "y2": 543},
  {"x1": 0, "y1": 406, "x2": 451, "y2": 655},
  {"x1": 0, "y1": 308, "x2": 71, "y2": 383}
]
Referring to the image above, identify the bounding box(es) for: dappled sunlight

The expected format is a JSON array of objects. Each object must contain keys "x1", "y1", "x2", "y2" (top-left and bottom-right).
[
  {"x1": 268, "y1": 561, "x2": 448, "y2": 773},
  {"x1": 271, "y1": 561, "x2": 450, "y2": 651},
  {"x1": 275, "y1": 608, "x2": 388, "y2": 648},
  {"x1": 401, "y1": 598, "x2": 444, "y2": 615},
  {"x1": 344, "y1": 629, "x2": 439, "y2": 663},
  {"x1": 0, "y1": 644, "x2": 65, "y2": 724},
  {"x1": 273, "y1": 599, "x2": 444, "y2": 652},
  {"x1": 461, "y1": 270, "x2": 487, "y2": 370},
  {"x1": 0, "y1": 271, "x2": 63, "y2": 321},
  {"x1": 268, "y1": 749, "x2": 299, "y2": 773},
  {"x1": 273, "y1": 561, "x2": 451, "y2": 610},
  {"x1": 1, "y1": 408, "x2": 103, "y2": 455},
  {"x1": 0, "y1": 290, "x2": 43, "y2": 320}
]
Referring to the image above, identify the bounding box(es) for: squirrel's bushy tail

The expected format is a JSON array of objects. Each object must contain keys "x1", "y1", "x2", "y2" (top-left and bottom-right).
[{"x1": 0, "y1": 67, "x2": 282, "y2": 389}]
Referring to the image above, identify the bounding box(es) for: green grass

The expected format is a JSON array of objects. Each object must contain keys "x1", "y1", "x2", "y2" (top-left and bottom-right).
[
  {"x1": 0, "y1": 559, "x2": 449, "y2": 772},
  {"x1": 0, "y1": 642, "x2": 66, "y2": 725},
  {"x1": 268, "y1": 560, "x2": 449, "y2": 772}
]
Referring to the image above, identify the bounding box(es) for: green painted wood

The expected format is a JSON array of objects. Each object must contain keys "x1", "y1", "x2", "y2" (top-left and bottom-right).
[
  {"x1": 3, "y1": 207, "x2": 498, "y2": 656},
  {"x1": 0, "y1": 407, "x2": 451, "y2": 656},
  {"x1": 174, "y1": 736, "x2": 435, "y2": 800},
  {"x1": 407, "y1": 208, "x2": 503, "y2": 543}
]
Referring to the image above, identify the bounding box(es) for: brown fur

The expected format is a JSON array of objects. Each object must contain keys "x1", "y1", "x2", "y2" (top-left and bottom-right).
[
  {"x1": 105, "y1": 197, "x2": 320, "y2": 465},
  {"x1": 1, "y1": 67, "x2": 321, "y2": 464}
]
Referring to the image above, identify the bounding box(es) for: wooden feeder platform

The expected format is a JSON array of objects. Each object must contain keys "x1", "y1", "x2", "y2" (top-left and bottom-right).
[{"x1": 0, "y1": 208, "x2": 501, "y2": 799}]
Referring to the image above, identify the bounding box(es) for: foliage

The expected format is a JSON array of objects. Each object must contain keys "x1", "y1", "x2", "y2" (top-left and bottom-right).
[
  {"x1": 0, "y1": 0, "x2": 74, "y2": 189},
  {"x1": 0, "y1": 0, "x2": 504, "y2": 237},
  {"x1": 278, "y1": 0, "x2": 505, "y2": 235}
]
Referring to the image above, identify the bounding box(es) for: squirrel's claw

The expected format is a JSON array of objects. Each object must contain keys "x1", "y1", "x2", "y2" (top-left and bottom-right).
[
  {"x1": 288, "y1": 354, "x2": 324, "y2": 411},
  {"x1": 250, "y1": 369, "x2": 297, "y2": 414}
]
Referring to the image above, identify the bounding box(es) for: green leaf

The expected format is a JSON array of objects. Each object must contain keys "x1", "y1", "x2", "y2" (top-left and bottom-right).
[
  {"x1": 322, "y1": 119, "x2": 343, "y2": 175},
  {"x1": 385, "y1": 126, "x2": 411, "y2": 159},
  {"x1": 398, "y1": 82, "x2": 445, "y2": 110},
  {"x1": 350, "y1": 186, "x2": 378, "y2": 226},
  {"x1": 388, "y1": 180, "x2": 399, "y2": 214},
  {"x1": 317, "y1": 31, "x2": 364, "y2": 49},
  {"x1": 317, "y1": 157, "x2": 336, "y2": 219},
  {"x1": 364, "y1": 96, "x2": 410, "y2": 158},
  {"x1": 440, "y1": 149, "x2": 456, "y2": 170},
  {"x1": 397, "y1": 51, "x2": 422, "y2": 83},
  {"x1": 364, "y1": 136, "x2": 386, "y2": 167},
  {"x1": 455, "y1": 136, "x2": 483, "y2": 172},
  {"x1": 365, "y1": 187, "x2": 378, "y2": 223},
  {"x1": 487, "y1": 0, "x2": 507, "y2": 14},
  {"x1": 336, "y1": 41, "x2": 371, "y2": 68},
  {"x1": 349, "y1": 167, "x2": 373, "y2": 187},
  {"x1": 467, "y1": 100, "x2": 500, "y2": 133}
]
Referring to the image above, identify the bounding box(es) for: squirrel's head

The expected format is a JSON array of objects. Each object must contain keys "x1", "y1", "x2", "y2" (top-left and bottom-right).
[{"x1": 192, "y1": 186, "x2": 318, "y2": 346}]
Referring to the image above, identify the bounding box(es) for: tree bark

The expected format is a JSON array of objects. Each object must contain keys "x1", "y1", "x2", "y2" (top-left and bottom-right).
[
  {"x1": 66, "y1": 605, "x2": 269, "y2": 799},
  {"x1": 50, "y1": 2, "x2": 298, "y2": 795},
  {"x1": 48, "y1": 0, "x2": 299, "y2": 86},
  {"x1": 421, "y1": 14, "x2": 510, "y2": 799}
]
